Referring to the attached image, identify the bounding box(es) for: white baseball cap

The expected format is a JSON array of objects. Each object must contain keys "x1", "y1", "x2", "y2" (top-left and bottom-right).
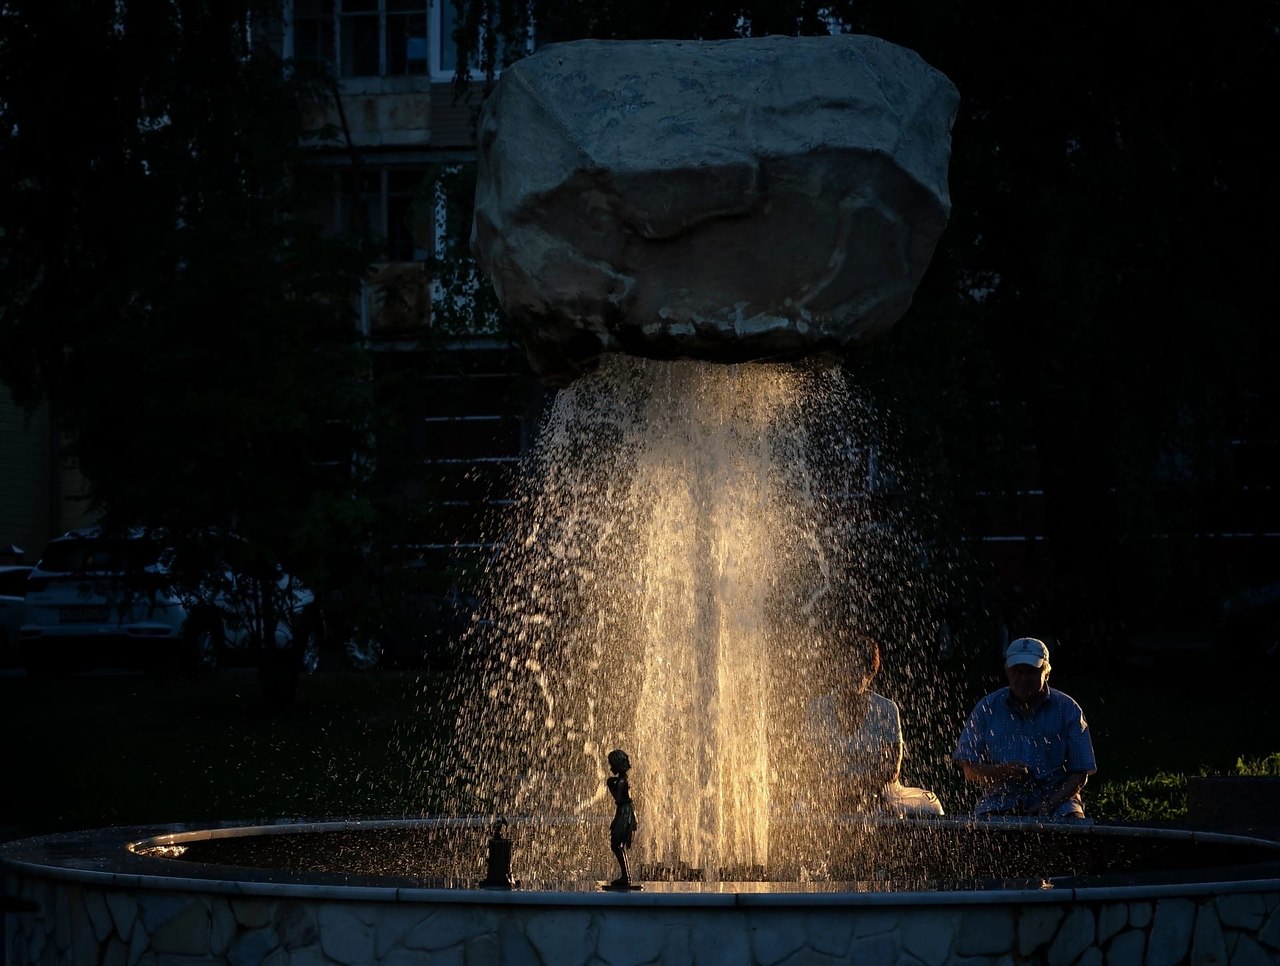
[{"x1": 1005, "y1": 637, "x2": 1050, "y2": 669}]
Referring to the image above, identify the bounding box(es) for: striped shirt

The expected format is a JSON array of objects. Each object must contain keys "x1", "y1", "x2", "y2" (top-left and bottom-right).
[{"x1": 953, "y1": 686, "x2": 1096, "y2": 816}]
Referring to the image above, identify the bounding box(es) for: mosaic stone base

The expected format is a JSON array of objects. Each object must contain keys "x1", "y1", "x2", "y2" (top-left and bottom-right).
[{"x1": 5, "y1": 820, "x2": 1280, "y2": 965}]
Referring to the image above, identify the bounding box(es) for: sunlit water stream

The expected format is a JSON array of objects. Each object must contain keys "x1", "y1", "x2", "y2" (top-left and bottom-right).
[{"x1": 422, "y1": 355, "x2": 942, "y2": 882}]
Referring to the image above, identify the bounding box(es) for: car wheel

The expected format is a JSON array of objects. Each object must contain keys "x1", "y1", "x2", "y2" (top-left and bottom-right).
[
  {"x1": 345, "y1": 633, "x2": 385, "y2": 671},
  {"x1": 184, "y1": 615, "x2": 223, "y2": 675}
]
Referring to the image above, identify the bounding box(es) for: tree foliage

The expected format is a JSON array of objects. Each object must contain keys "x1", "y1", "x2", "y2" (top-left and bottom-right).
[
  {"x1": 451, "y1": 0, "x2": 858, "y2": 88},
  {"x1": 0, "y1": 0, "x2": 377, "y2": 696}
]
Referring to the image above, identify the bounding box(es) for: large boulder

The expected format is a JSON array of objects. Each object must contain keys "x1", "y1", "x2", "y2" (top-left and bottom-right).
[{"x1": 471, "y1": 35, "x2": 959, "y2": 385}]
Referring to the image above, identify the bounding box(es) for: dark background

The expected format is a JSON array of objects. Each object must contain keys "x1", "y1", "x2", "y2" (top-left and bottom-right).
[{"x1": 4, "y1": 2, "x2": 1276, "y2": 663}]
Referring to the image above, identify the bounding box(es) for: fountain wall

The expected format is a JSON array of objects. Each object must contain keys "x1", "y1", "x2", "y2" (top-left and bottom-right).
[{"x1": 5, "y1": 821, "x2": 1280, "y2": 965}]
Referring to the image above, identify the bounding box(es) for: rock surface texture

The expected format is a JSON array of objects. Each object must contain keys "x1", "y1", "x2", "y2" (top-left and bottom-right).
[{"x1": 471, "y1": 35, "x2": 959, "y2": 385}]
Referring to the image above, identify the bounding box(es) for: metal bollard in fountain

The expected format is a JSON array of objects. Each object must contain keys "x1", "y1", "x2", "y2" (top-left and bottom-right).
[{"x1": 479, "y1": 817, "x2": 517, "y2": 889}]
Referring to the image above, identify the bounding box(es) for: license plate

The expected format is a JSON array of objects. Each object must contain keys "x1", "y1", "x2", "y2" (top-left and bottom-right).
[{"x1": 59, "y1": 606, "x2": 110, "y2": 624}]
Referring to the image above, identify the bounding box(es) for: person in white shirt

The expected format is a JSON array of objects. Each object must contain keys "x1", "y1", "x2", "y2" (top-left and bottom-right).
[{"x1": 808, "y1": 635, "x2": 944, "y2": 817}]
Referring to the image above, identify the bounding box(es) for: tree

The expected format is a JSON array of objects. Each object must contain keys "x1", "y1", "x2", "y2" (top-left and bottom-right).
[
  {"x1": 0, "y1": 0, "x2": 375, "y2": 704},
  {"x1": 450, "y1": 0, "x2": 858, "y2": 88}
]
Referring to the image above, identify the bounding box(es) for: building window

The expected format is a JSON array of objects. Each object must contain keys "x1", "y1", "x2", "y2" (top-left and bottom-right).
[
  {"x1": 301, "y1": 165, "x2": 432, "y2": 263},
  {"x1": 293, "y1": 0, "x2": 429, "y2": 78},
  {"x1": 432, "y1": 0, "x2": 459, "y2": 77},
  {"x1": 289, "y1": 0, "x2": 526, "y2": 82}
]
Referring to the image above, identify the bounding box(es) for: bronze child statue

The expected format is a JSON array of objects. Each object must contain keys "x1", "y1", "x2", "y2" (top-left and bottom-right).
[{"x1": 606, "y1": 748, "x2": 639, "y2": 890}]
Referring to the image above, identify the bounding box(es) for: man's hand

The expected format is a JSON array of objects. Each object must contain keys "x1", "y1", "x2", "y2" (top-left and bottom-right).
[{"x1": 1032, "y1": 772, "x2": 1090, "y2": 817}]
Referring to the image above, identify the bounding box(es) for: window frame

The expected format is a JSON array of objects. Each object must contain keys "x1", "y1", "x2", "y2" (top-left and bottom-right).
[
  {"x1": 284, "y1": 0, "x2": 529, "y2": 82},
  {"x1": 301, "y1": 163, "x2": 433, "y2": 264},
  {"x1": 287, "y1": 0, "x2": 431, "y2": 80}
]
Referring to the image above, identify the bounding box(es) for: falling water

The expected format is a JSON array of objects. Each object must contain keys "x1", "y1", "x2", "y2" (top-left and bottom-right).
[{"x1": 432, "y1": 354, "x2": 937, "y2": 882}]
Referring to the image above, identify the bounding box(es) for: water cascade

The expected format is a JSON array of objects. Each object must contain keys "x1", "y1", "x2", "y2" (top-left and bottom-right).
[{"x1": 440, "y1": 357, "x2": 922, "y2": 881}]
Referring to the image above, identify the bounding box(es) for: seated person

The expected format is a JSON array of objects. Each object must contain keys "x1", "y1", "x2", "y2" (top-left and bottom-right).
[
  {"x1": 953, "y1": 636, "x2": 1096, "y2": 820},
  {"x1": 808, "y1": 635, "x2": 944, "y2": 817}
]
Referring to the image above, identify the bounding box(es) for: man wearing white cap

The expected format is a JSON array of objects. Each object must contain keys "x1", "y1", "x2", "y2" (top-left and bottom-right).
[{"x1": 952, "y1": 637, "x2": 1096, "y2": 820}]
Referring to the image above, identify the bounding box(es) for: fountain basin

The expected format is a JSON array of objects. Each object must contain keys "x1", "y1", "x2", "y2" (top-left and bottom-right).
[{"x1": 5, "y1": 818, "x2": 1280, "y2": 964}]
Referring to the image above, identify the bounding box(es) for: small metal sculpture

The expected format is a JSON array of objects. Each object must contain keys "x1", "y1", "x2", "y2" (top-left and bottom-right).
[
  {"x1": 603, "y1": 748, "x2": 641, "y2": 891},
  {"x1": 479, "y1": 817, "x2": 516, "y2": 889}
]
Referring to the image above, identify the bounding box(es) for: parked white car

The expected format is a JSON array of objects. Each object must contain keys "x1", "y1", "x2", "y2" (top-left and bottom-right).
[
  {"x1": 19, "y1": 528, "x2": 321, "y2": 674},
  {"x1": 0, "y1": 564, "x2": 33, "y2": 666}
]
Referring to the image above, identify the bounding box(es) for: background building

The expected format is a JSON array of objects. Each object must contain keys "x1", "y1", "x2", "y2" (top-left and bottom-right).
[{"x1": 0, "y1": 0, "x2": 542, "y2": 575}]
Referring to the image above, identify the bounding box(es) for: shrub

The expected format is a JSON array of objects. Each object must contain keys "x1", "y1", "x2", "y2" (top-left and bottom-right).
[
  {"x1": 1234, "y1": 753, "x2": 1280, "y2": 777},
  {"x1": 1090, "y1": 771, "x2": 1187, "y2": 823}
]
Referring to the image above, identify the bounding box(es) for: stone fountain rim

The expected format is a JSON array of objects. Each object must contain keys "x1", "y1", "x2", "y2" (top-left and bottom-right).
[{"x1": 5, "y1": 816, "x2": 1280, "y2": 908}]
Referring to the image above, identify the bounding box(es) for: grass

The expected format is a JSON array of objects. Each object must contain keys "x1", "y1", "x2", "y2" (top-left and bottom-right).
[{"x1": 1, "y1": 642, "x2": 1276, "y2": 839}]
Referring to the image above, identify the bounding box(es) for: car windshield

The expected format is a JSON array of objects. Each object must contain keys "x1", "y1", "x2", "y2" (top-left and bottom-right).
[{"x1": 39, "y1": 538, "x2": 165, "y2": 574}]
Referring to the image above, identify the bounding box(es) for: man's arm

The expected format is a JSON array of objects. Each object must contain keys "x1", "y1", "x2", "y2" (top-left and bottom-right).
[
  {"x1": 953, "y1": 698, "x2": 1015, "y2": 785},
  {"x1": 1032, "y1": 771, "x2": 1089, "y2": 815},
  {"x1": 957, "y1": 760, "x2": 1031, "y2": 783}
]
